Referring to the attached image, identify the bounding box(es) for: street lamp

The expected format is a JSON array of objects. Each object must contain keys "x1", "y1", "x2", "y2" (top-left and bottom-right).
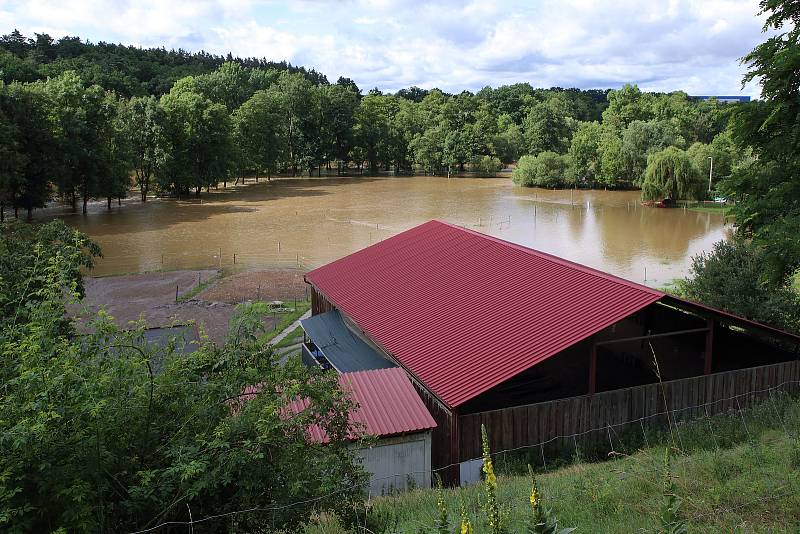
[{"x1": 707, "y1": 156, "x2": 713, "y2": 194}]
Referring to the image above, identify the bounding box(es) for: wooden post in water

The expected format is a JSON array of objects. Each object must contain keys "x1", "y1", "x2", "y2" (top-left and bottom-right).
[{"x1": 175, "y1": 284, "x2": 179, "y2": 302}]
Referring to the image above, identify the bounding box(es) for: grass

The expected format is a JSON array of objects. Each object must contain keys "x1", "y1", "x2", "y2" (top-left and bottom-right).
[
  {"x1": 261, "y1": 299, "x2": 310, "y2": 343},
  {"x1": 272, "y1": 324, "x2": 304, "y2": 349},
  {"x1": 679, "y1": 201, "x2": 735, "y2": 220},
  {"x1": 304, "y1": 394, "x2": 800, "y2": 533}
]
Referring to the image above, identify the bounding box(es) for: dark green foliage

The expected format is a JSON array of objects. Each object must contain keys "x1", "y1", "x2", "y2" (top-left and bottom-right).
[
  {"x1": 677, "y1": 239, "x2": 800, "y2": 333},
  {"x1": 0, "y1": 220, "x2": 100, "y2": 328},
  {"x1": 720, "y1": 0, "x2": 800, "y2": 283},
  {"x1": 0, "y1": 221, "x2": 368, "y2": 532},
  {"x1": 0, "y1": 30, "x2": 328, "y2": 97}
]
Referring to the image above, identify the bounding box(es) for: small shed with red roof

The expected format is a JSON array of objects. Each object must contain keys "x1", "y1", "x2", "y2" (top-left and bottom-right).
[
  {"x1": 303, "y1": 220, "x2": 800, "y2": 484},
  {"x1": 288, "y1": 368, "x2": 437, "y2": 494}
]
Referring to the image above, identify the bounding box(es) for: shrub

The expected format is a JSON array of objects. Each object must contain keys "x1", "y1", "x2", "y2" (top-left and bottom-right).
[
  {"x1": 676, "y1": 239, "x2": 800, "y2": 333},
  {"x1": 476, "y1": 155, "x2": 503, "y2": 177},
  {"x1": 512, "y1": 152, "x2": 569, "y2": 188}
]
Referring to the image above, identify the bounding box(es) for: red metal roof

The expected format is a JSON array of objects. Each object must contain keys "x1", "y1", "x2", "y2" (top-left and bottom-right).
[
  {"x1": 306, "y1": 220, "x2": 665, "y2": 409},
  {"x1": 290, "y1": 368, "x2": 437, "y2": 443}
]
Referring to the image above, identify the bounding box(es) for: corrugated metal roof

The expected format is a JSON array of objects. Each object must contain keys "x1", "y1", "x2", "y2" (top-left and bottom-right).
[
  {"x1": 291, "y1": 368, "x2": 437, "y2": 443},
  {"x1": 306, "y1": 220, "x2": 664, "y2": 409}
]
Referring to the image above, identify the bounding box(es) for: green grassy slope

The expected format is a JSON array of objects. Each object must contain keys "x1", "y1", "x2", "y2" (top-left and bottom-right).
[{"x1": 304, "y1": 395, "x2": 800, "y2": 533}]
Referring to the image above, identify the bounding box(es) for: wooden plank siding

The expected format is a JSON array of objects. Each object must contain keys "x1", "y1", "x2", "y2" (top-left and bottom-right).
[
  {"x1": 459, "y1": 360, "x2": 800, "y2": 462},
  {"x1": 310, "y1": 285, "x2": 336, "y2": 315}
]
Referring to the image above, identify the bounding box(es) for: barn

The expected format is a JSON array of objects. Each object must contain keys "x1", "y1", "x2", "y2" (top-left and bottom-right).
[{"x1": 302, "y1": 220, "x2": 800, "y2": 484}]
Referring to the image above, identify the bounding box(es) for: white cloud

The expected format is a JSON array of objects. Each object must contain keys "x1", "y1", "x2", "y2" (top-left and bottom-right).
[{"x1": 1, "y1": 0, "x2": 770, "y2": 96}]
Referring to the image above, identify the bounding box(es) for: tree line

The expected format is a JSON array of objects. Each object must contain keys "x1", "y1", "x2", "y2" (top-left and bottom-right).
[
  {"x1": 512, "y1": 84, "x2": 739, "y2": 202},
  {"x1": 2, "y1": 28, "x2": 736, "y2": 218}
]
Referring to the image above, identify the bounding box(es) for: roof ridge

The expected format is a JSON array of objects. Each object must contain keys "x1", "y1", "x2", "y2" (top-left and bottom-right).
[{"x1": 430, "y1": 219, "x2": 664, "y2": 297}]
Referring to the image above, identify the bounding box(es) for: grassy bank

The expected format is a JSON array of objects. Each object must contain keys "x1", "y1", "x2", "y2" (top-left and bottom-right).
[
  {"x1": 304, "y1": 395, "x2": 800, "y2": 533},
  {"x1": 262, "y1": 299, "x2": 310, "y2": 342}
]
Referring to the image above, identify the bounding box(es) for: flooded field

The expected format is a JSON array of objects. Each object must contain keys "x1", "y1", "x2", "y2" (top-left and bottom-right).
[{"x1": 46, "y1": 175, "x2": 730, "y2": 287}]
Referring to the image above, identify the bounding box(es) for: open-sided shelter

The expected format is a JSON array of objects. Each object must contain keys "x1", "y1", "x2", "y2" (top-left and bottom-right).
[{"x1": 303, "y1": 220, "x2": 800, "y2": 484}]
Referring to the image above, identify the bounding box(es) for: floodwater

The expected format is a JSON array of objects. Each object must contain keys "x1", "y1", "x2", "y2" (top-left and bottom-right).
[{"x1": 46, "y1": 175, "x2": 730, "y2": 287}]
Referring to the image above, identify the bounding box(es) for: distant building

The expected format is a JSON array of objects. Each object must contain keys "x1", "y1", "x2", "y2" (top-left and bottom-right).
[{"x1": 691, "y1": 95, "x2": 751, "y2": 103}]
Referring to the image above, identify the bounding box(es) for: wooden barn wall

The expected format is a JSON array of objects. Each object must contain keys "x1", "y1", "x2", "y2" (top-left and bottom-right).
[
  {"x1": 411, "y1": 382, "x2": 459, "y2": 485},
  {"x1": 458, "y1": 360, "x2": 800, "y2": 462},
  {"x1": 310, "y1": 286, "x2": 336, "y2": 315}
]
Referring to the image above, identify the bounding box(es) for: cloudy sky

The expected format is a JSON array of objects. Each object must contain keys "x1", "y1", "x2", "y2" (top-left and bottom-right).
[{"x1": 1, "y1": 0, "x2": 769, "y2": 96}]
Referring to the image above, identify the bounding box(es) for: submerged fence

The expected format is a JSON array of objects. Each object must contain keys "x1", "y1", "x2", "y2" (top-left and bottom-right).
[{"x1": 90, "y1": 249, "x2": 318, "y2": 276}]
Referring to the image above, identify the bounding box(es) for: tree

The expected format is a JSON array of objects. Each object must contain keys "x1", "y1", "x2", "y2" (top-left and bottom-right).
[
  {"x1": 640, "y1": 146, "x2": 703, "y2": 202},
  {"x1": 160, "y1": 81, "x2": 233, "y2": 195},
  {"x1": 0, "y1": 220, "x2": 368, "y2": 532},
  {"x1": 410, "y1": 125, "x2": 446, "y2": 175},
  {"x1": 568, "y1": 121, "x2": 603, "y2": 185},
  {"x1": 320, "y1": 84, "x2": 358, "y2": 174},
  {"x1": 354, "y1": 94, "x2": 397, "y2": 173},
  {"x1": 719, "y1": 0, "x2": 800, "y2": 282},
  {"x1": 621, "y1": 120, "x2": 683, "y2": 186},
  {"x1": 442, "y1": 129, "x2": 473, "y2": 176},
  {"x1": 493, "y1": 114, "x2": 524, "y2": 164},
  {"x1": 512, "y1": 151, "x2": 570, "y2": 188},
  {"x1": 598, "y1": 129, "x2": 626, "y2": 188},
  {"x1": 523, "y1": 93, "x2": 575, "y2": 155},
  {"x1": 678, "y1": 240, "x2": 800, "y2": 333},
  {"x1": 119, "y1": 95, "x2": 168, "y2": 201},
  {"x1": 0, "y1": 82, "x2": 53, "y2": 218},
  {"x1": 233, "y1": 89, "x2": 287, "y2": 180},
  {"x1": 686, "y1": 131, "x2": 737, "y2": 191},
  {"x1": 602, "y1": 84, "x2": 655, "y2": 130},
  {"x1": 271, "y1": 72, "x2": 315, "y2": 176},
  {"x1": 192, "y1": 61, "x2": 254, "y2": 112},
  {"x1": 43, "y1": 71, "x2": 119, "y2": 213}
]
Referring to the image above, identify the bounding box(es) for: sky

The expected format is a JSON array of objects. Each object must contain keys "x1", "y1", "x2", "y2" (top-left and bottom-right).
[{"x1": 0, "y1": 0, "x2": 770, "y2": 96}]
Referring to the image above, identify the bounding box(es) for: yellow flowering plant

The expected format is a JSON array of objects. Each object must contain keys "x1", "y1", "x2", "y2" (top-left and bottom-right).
[
  {"x1": 481, "y1": 424, "x2": 503, "y2": 534},
  {"x1": 524, "y1": 464, "x2": 575, "y2": 534}
]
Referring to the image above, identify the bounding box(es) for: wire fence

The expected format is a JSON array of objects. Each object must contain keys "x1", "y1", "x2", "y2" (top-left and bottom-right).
[
  {"x1": 128, "y1": 376, "x2": 800, "y2": 533},
  {"x1": 90, "y1": 249, "x2": 318, "y2": 275}
]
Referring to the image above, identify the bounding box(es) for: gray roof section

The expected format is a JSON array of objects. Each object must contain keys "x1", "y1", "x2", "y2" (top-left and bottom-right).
[{"x1": 301, "y1": 310, "x2": 396, "y2": 373}]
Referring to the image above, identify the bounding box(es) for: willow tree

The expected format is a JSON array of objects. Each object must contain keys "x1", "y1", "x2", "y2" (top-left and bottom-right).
[{"x1": 641, "y1": 146, "x2": 703, "y2": 202}]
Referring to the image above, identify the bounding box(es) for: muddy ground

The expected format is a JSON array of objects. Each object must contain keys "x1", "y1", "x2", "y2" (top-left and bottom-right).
[
  {"x1": 70, "y1": 269, "x2": 306, "y2": 345},
  {"x1": 198, "y1": 270, "x2": 307, "y2": 303}
]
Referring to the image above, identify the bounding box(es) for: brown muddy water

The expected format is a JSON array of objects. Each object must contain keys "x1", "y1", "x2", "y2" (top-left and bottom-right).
[{"x1": 44, "y1": 176, "x2": 730, "y2": 287}]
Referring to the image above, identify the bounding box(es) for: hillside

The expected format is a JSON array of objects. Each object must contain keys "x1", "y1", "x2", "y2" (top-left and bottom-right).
[{"x1": 306, "y1": 395, "x2": 800, "y2": 533}]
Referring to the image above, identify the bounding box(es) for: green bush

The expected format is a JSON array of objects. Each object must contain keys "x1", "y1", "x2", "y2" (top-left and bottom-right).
[
  {"x1": 476, "y1": 155, "x2": 503, "y2": 177},
  {"x1": 512, "y1": 152, "x2": 570, "y2": 188},
  {"x1": 0, "y1": 221, "x2": 368, "y2": 532}
]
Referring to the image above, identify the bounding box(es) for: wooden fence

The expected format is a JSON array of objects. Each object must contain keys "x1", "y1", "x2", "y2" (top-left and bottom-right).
[{"x1": 459, "y1": 359, "x2": 800, "y2": 461}]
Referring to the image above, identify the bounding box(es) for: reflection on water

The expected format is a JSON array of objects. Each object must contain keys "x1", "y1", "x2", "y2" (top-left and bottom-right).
[{"x1": 45, "y1": 176, "x2": 730, "y2": 286}]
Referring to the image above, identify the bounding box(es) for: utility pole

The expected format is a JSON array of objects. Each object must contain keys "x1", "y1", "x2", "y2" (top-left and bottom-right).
[{"x1": 707, "y1": 156, "x2": 714, "y2": 194}]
